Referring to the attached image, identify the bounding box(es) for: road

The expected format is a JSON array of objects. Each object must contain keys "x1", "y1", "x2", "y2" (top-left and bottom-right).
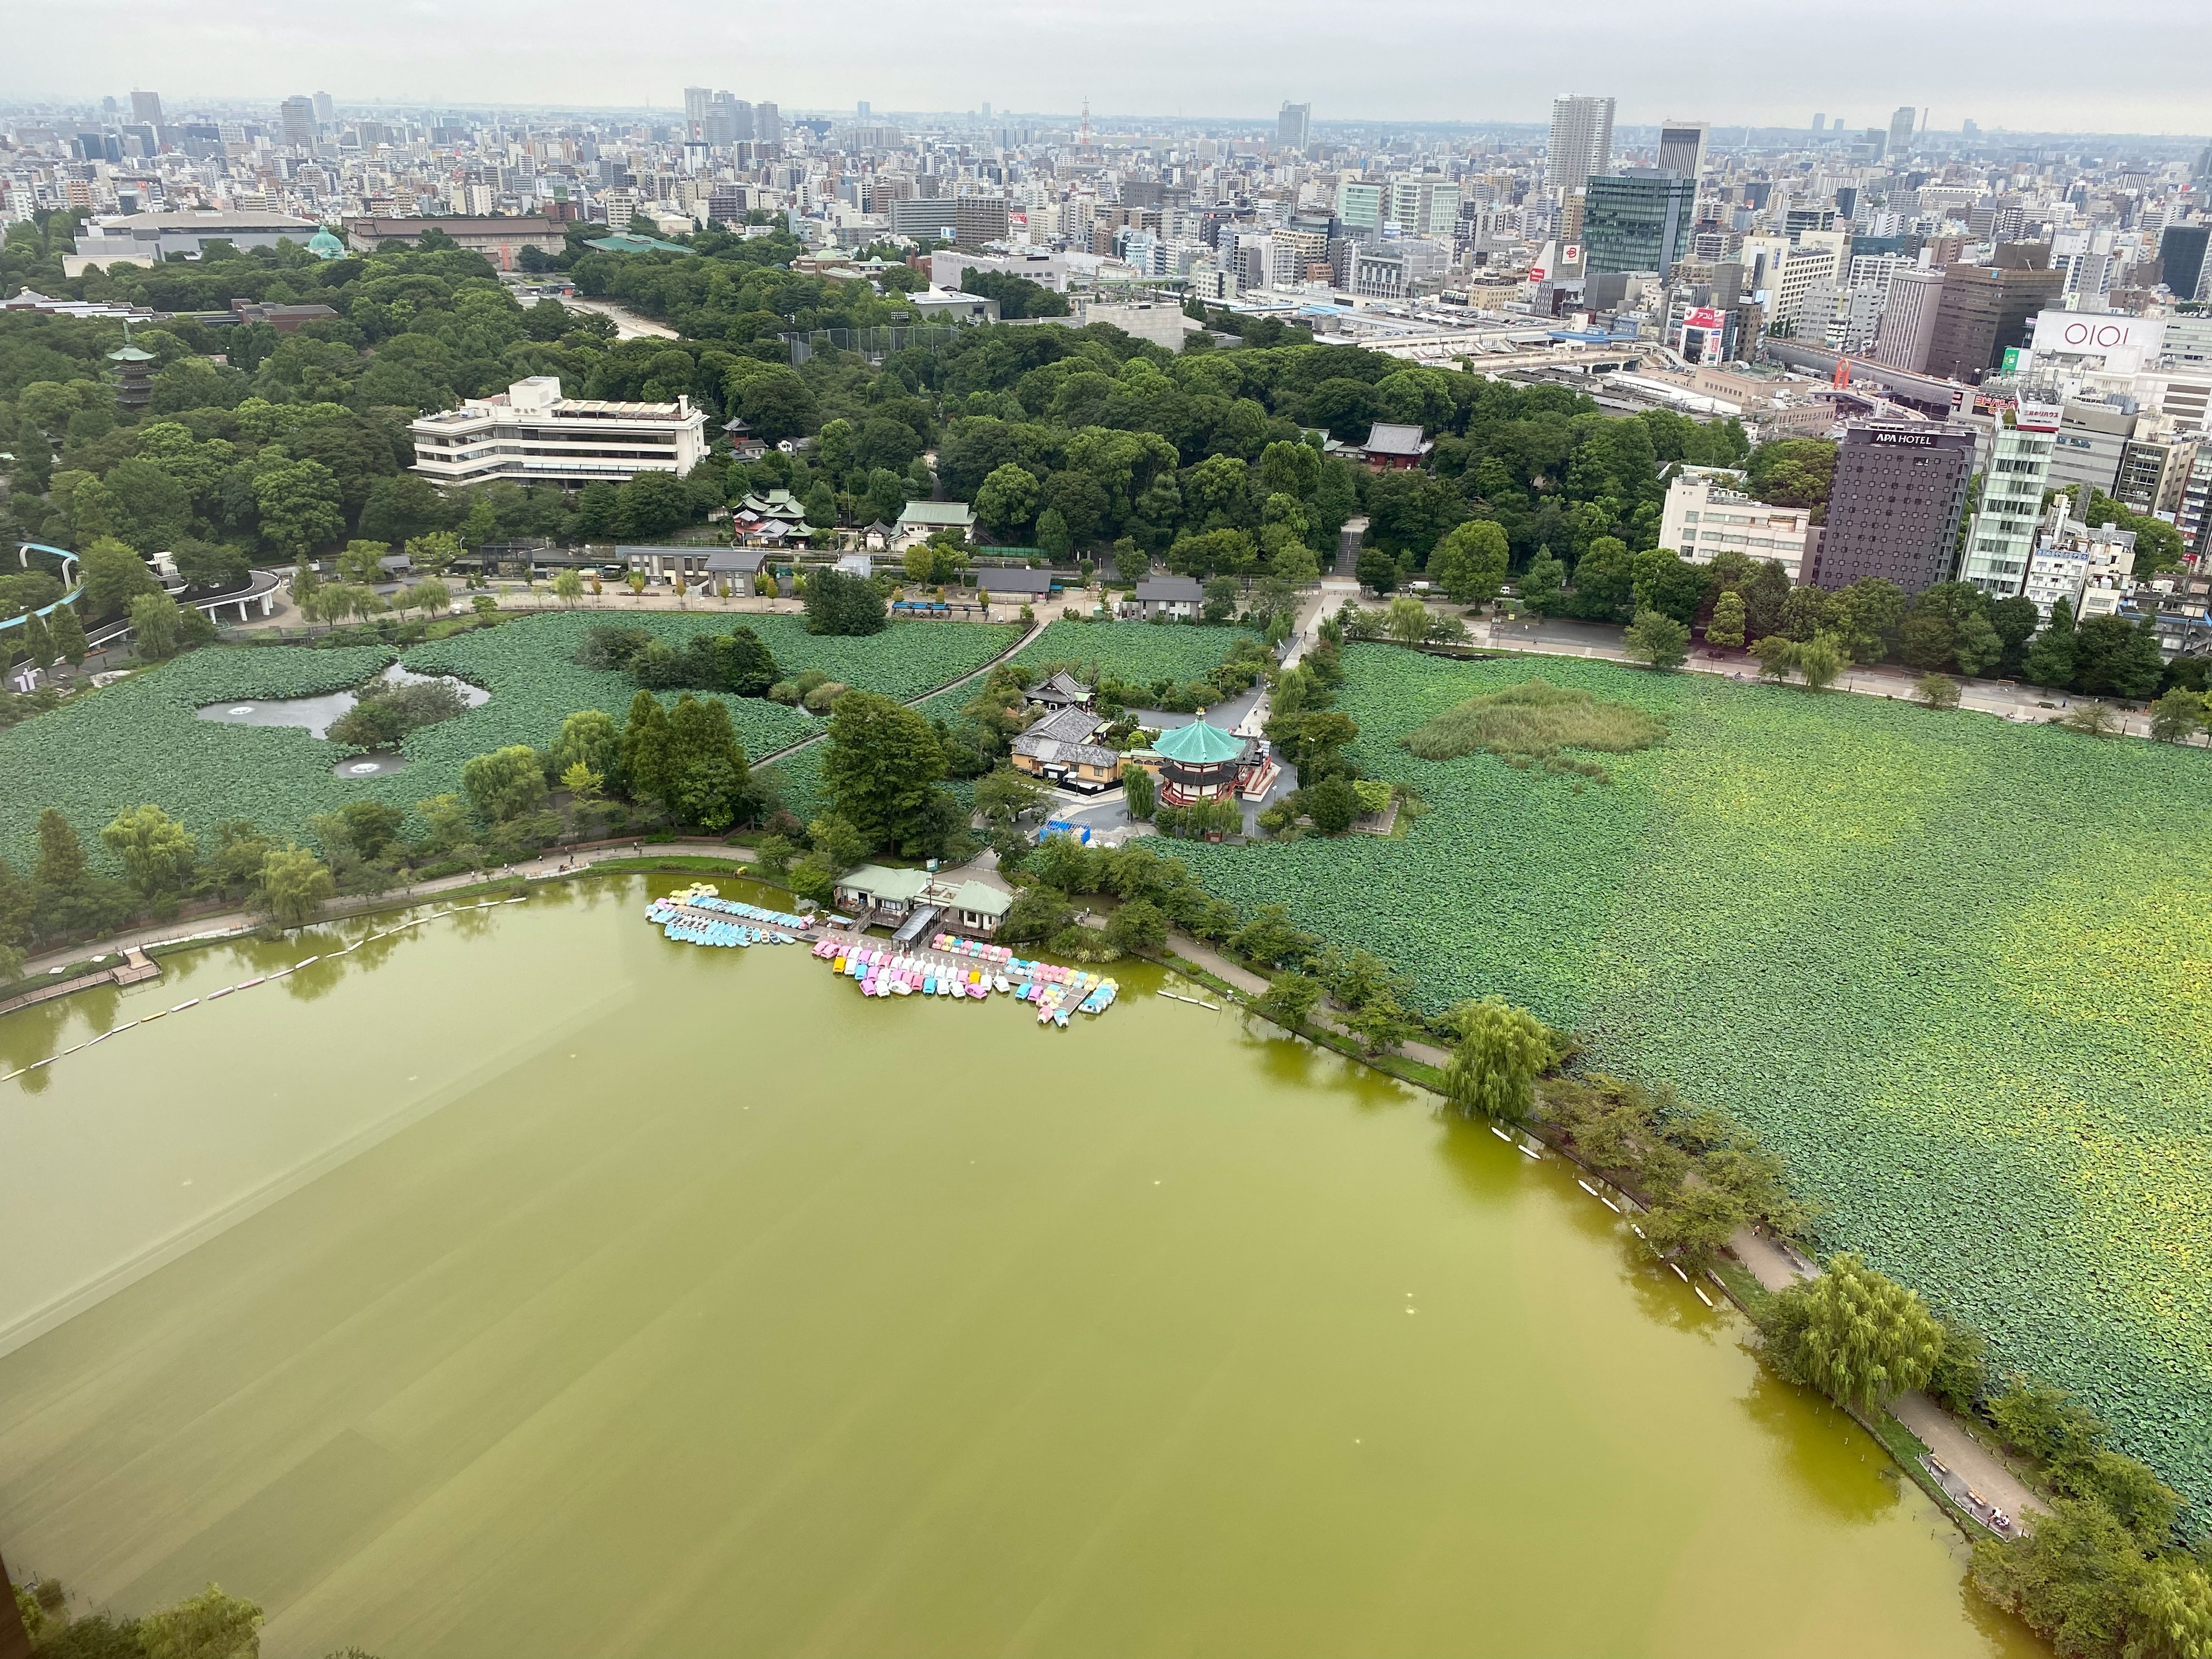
[
  {"x1": 559, "y1": 297, "x2": 680, "y2": 340},
  {"x1": 1450, "y1": 608, "x2": 2194, "y2": 743}
]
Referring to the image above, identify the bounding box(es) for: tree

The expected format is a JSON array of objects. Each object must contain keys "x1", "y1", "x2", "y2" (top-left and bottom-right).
[
  {"x1": 1228, "y1": 902, "x2": 1318, "y2": 968},
  {"x1": 2023, "y1": 597, "x2": 2077, "y2": 688},
  {"x1": 975, "y1": 463, "x2": 1041, "y2": 537},
  {"x1": 253, "y1": 458, "x2": 347, "y2": 558},
  {"x1": 2062, "y1": 700, "x2": 2119, "y2": 738},
  {"x1": 820, "y1": 690, "x2": 946, "y2": 853},
  {"x1": 1439, "y1": 997, "x2": 1552, "y2": 1123},
  {"x1": 2149, "y1": 688, "x2": 2206, "y2": 744},
  {"x1": 1777, "y1": 1252, "x2": 1944, "y2": 1413},
  {"x1": 462, "y1": 745, "x2": 550, "y2": 824},
  {"x1": 1249, "y1": 969, "x2": 1322, "y2": 1035},
  {"x1": 1355, "y1": 547, "x2": 1399, "y2": 594},
  {"x1": 803, "y1": 567, "x2": 887, "y2": 636},
  {"x1": 974, "y1": 766, "x2": 1046, "y2": 829},
  {"x1": 661, "y1": 693, "x2": 758, "y2": 830},
  {"x1": 1566, "y1": 536, "x2": 1636, "y2": 623},
  {"x1": 552, "y1": 569, "x2": 586, "y2": 608},
  {"x1": 1104, "y1": 896, "x2": 1168, "y2": 954},
  {"x1": 80, "y1": 537, "x2": 158, "y2": 619},
  {"x1": 136, "y1": 1582, "x2": 263, "y2": 1659},
  {"x1": 1705, "y1": 589, "x2": 1747, "y2": 650},
  {"x1": 1036, "y1": 506, "x2": 1073, "y2": 559},
  {"x1": 20, "y1": 610, "x2": 54, "y2": 673},
  {"x1": 256, "y1": 844, "x2": 335, "y2": 927},
  {"x1": 130, "y1": 590, "x2": 184, "y2": 660},
  {"x1": 1969, "y1": 1497, "x2": 2152, "y2": 1659},
  {"x1": 100, "y1": 804, "x2": 197, "y2": 900},
  {"x1": 1914, "y1": 672, "x2": 1961, "y2": 710},
  {"x1": 1518, "y1": 548, "x2": 1566, "y2": 616},
  {"x1": 1429, "y1": 519, "x2": 1510, "y2": 605},
  {"x1": 1122, "y1": 760, "x2": 1156, "y2": 821},
  {"x1": 1385, "y1": 594, "x2": 1429, "y2": 644},
  {"x1": 1304, "y1": 774, "x2": 1359, "y2": 834},
  {"x1": 1795, "y1": 633, "x2": 1847, "y2": 691},
  {"x1": 1621, "y1": 609, "x2": 1690, "y2": 671},
  {"x1": 335, "y1": 539, "x2": 389, "y2": 586},
  {"x1": 2131, "y1": 1559, "x2": 2212, "y2": 1659},
  {"x1": 408, "y1": 578, "x2": 452, "y2": 618}
]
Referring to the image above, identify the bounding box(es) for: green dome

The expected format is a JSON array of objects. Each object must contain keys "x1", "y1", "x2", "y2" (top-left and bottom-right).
[{"x1": 308, "y1": 227, "x2": 347, "y2": 259}]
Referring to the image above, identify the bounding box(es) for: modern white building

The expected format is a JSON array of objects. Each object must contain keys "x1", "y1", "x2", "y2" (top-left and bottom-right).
[
  {"x1": 1659, "y1": 466, "x2": 1814, "y2": 578},
  {"x1": 1958, "y1": 395, "x2": 2062, "y2": 598},
  {"x1": 2022, "y1": 501, "x2": 2137, "y2": 621},
  {"x1": 69, "y1": 208, "x2": 320, "y2": 274},
  {"x1": 409, "y1": 377, "x2": 708, "y2": 487}
]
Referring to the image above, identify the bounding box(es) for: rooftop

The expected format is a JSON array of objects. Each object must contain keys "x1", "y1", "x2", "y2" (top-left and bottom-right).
[{"x1": 1153, "y1": 719, "x2": 1245, "y2": 765}]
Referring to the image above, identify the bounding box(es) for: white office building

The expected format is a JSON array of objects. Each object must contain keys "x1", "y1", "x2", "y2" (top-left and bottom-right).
[
  {"x1": 1659, "y1": 466, "x2": 1814, "y2": 578},
  {"x1": 2022, "y1": 501, "x2": 2137, "y2": 621},
  {"x1": 1958, "y1": 396, "x2": 2063, "y2": 597},
  {"x1": 410, "y1": 376, "x2": 709, "y2": 487}
]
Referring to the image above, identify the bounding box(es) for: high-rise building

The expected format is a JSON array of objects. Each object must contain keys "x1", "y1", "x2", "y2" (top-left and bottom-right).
[
  {"x1": 1277, "y1": 102, "x2": 1311, "y2": 152},
  {"x1": 1546, "y1": 94, "x2": 1615, "y2": 192},
  {"x1": 1959, "y1": 394, "x2": 2063, "y2": 597},
  {"x1": 312, "y1": 91, "x2": 334, "y2": 126},
  {"x1": 1335, "y1": 179, "x2": 1383, "y2": 237},
  {"x1": 130, "y1": 89, "x2": 164, "y2": 128},
  {"x1": 1656, "y1": 121, "x2": 1708, "y2": 179},
  {"x1": 684, "y1": 86, "x2": 712, "y2": 130},
  {"x1": 1887, "y1": 105, "x2": 1917, "y2": 157},
  {"x1": 2159, "y1": 225, "x2": 2209, "y2": 303},
  {"x1": 1810, "y1": 422, "x2": 1978, "y2": 594},
  {"x1": 1870, "y1": 265, "x2": 1945, "y2": 372},
  {"x1": 1812, "y1": 112, "x2": 1825, "y2": 132},
  {"x1": 1925, "y1": 258, "x2": 2065, "y2": 382},
  {"x1": 756, "y1": 103, "x2": 781, "y2": 145},
  {"x1": 279, "y1": 96, "x2": 316, "y2": 150},
  {"x1": 1581, "y1": 170, "x2": 1696, "y2": 275}
]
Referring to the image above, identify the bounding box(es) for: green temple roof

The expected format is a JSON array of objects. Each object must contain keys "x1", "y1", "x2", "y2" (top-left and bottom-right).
[{"x1": 1152, "y1": 720, "x2": 1243, "y2": 764}]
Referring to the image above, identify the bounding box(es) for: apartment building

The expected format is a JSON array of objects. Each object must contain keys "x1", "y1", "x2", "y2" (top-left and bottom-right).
[
  {"x1": 2022, "y1": 502, "x2": 2137, "y2": 621},
  {"x1": 410, "y1": 376, "x2": 708, "y2": 487}
]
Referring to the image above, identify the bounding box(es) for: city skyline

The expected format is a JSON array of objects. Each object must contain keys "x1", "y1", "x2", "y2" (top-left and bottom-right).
[{"x1": 4, "y1": 0, "x2": 2209, "y2": 136}]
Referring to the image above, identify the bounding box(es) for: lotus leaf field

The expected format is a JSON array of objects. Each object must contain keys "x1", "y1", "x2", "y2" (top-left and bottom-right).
[
  {"x1": 0, "y1": 613, "x2": 1018, "y2": 872},
  {"x1": 1175, "y1": 644, "x2": 2212, "y2": 1510},
  {"x1": 1014, "y1": 618, "x2": 1260, "y2": 685}
]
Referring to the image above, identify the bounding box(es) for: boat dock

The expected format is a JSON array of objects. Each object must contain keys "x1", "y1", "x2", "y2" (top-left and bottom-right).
[
  {"x1": 646, "y1": 885, "x2": 813, "y2": 948},
  {"x1": 809, "y1": 930, "x2": 1118, "y2": 1028}
]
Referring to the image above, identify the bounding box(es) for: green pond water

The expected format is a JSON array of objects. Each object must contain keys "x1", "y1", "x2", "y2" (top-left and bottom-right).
[{"x1": 0, "y1": 877, "x2": 2040, "y2": 1658}]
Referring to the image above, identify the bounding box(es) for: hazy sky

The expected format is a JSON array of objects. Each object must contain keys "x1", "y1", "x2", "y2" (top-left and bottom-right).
[{"x1": 7, "y1": 0, "x2": 2209, "y2": 135}]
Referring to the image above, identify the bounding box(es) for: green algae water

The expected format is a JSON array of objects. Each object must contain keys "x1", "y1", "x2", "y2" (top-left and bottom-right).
[{"x1": 0, "y1": 877, "x2": 2039, "y2": 1658}]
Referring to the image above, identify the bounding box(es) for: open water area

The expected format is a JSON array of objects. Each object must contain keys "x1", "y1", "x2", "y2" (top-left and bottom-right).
[{"x1": 0, "y1": 874, "x2": 2040, "y2": 1657}]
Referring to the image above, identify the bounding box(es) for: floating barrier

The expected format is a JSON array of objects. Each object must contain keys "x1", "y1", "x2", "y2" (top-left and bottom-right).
[{"x1": 3, "y1": 896, "x2": 532, "y2": 1088}]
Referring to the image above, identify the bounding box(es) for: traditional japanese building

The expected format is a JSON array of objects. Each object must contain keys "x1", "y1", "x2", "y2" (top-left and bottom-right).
[{"x1": 1147, "y1": 718, "x2": 1251, "y2": 804}]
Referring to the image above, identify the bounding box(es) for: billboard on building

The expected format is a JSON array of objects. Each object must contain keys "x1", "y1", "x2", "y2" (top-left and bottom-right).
[{"x1": 2030, "y1": 310, "x2": 2165, "y2": 372}]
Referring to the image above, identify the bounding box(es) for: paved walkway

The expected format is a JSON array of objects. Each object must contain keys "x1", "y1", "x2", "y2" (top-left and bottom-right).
[
  {"x1": 13, "y1": 839, "x2": 756, "y2": 982},
  {"x1": 1725, "y1": 1222, "x2": 2040, "y2": 1529},
  {"x1": 1465, "y1": 611, "x2": 2195, "y2": 743}
]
